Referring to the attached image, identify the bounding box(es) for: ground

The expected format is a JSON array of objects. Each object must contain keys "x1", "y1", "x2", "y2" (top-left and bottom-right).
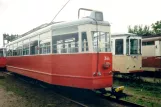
[
  {"x1": 0, "y1": 88, "x2": 27, "y2": 107},
  {"x1": 0, "y1": 73, "x2": 81, "y2": 107},
  {"x1": 1, "y1": 72, "x2": 160, "y2": 107},
  {"x1": 114, "y1": 77, "x2": 161, "y2": 107}
]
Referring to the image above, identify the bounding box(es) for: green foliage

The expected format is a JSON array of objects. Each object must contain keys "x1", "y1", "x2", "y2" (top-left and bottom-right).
[
  {"x1": 3, "y1": 33, "x2": 19, "y2": 42},
  {"x1": 151, "y1": 20, "x2": 161, "y2": 35},
  {"x1": 128, "y1": 20, "x2": 161, "y2": 36},
  {"x1": 128, "y1": 25, "x2": 153, "y2": 36}
]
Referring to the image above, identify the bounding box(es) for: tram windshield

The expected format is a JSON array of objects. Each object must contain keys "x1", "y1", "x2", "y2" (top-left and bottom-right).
[
  {"x1": 92, "y1": 31, "x2": 110, "y2": 52},
  {"x1": 126, "y1": 38, "x2": 141, "y2": 55}
]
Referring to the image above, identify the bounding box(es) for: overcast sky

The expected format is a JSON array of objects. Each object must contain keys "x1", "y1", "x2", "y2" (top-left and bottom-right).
[{"x1": 0, "y1": 0, "x2": 161, "y2": 46}]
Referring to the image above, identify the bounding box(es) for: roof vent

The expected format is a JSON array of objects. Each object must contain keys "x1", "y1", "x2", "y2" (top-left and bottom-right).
[{"x1": 78, "y1": 8, "x2": 103, "y2": 21}]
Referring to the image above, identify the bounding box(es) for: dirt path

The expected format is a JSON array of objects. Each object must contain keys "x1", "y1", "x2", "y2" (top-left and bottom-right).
[{"x1": 0, "y1": 87, "x2": 27, "y2": 107}]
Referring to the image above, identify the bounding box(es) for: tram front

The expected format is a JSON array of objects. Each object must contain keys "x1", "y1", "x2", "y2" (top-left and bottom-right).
[{"x1": 111, "y1": 33, "x2": 142, "y2": 73}]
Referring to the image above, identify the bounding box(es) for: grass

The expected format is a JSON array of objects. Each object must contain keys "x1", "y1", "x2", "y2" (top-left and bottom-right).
[
  {"x1": 0, "y1": 74, "x2": 80, "y2": 107},
  {"x1": 1, "y1": 72, "x2": 161, "y2": 107},
  {"x1": 114, "y1": 77, "x2": 161, "y2": 107}
]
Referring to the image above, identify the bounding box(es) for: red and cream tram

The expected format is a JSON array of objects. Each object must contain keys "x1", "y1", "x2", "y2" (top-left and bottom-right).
[
  {"x1": 142, "y1": 35, "x2": 161, "y2": 72},
  {"x1": 6, "y1": 9, "x2": 112, "y2": 90},
  {"x1": 0, "y1": 47, "x2": 7, "y2": 69},
  {"x1": 111, "y1": 33, "x2": 142, "y2": 73}
]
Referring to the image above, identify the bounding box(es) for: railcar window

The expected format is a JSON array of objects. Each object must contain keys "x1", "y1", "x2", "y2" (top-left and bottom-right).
[
  {"x1": 13, "y1": 43, "x2": 18, "y2": 56},
  {"x1": 17, "y1": 42, "x2": 23, "y2": 56},
  {"x1": 81, "y1": 32, "x2": 88, "y2": 52},
  {"x1": 130, "y1": 39, "x2": 139, "y2": 54},
  {"x1": 6, "y1": 46, "x2": 10, "y2": 56},
  {"x1": 142, "y1": 41, "x2": 154, "y2": 46},
  {"x1": 0, "y1": 50, "x2": 3, "y2": 57},
  {"x1": 39, "y1": 32, "x2": 51, "y2": 54},
  {"x1": 115, "y1": 39, "x2": 123, "y2": 55},
  {"x1": 9, "y1": 45, "x2": 13, "y2": 56},
  {"x1": 92, "y1": 31, "x2": 110, "y2": 52},
  {"x1": 30, "y1": 36, "x2": 38, "y2": 55},
  {"x1": 52, "y1": 33, "x2": 79, "y2": 53},
  {"x1": 23, "y1": 39, "x2": 29, "y2": 55}
]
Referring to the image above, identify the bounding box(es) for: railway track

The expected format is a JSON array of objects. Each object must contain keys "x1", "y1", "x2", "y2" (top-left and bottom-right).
[
  {"x1": 3, "y1": 72, "x2": 145, "y2": 107},
  {"x1": 95, "y1": 91, "x2": 144, "y2": 107},
  {"x1": 4, "y1": 72, "x2": 88, "y2": 107}
]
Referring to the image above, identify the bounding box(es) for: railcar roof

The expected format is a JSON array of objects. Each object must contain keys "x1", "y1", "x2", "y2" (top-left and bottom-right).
[
  {"x1": 6, "y1": 18, "x2": 110, "y2": 46},
  {"x1": 142, "y1": 35, "x2": 161, "y2": 42},
  {"x1": 21, "y1": 18, "x2": 110, "y2": 37},
  {"x1": 111, "y1": 33, "x2": 138, "y2": 37},
  {"x1": 142, "y1": 35, "x2": 161, "y2": 38}
]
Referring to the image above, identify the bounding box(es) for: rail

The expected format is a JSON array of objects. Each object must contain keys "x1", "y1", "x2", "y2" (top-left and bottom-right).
[{"x1": 3, "y1": 72, "x2": 145, "y2": 107}]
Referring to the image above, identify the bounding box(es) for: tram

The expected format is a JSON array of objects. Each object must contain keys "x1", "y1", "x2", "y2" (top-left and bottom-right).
[
  {"x1": 0, "y1": 47, "x2": 7, "y2": 69},
  {"x1": 111, "y1": 33, "x2": 142, "y2": 73},
  {"x1": 6, "y1": 8, "x2": 113, "y2": 90},
  {"x1": 142, "y1": 35, "x2": 161, "y2": 72}
]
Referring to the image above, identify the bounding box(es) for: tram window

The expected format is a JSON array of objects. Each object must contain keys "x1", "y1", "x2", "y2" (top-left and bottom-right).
[
  {"x1": 6, "y1": 46, "x2": 9, "y2": 56},
  {"x1": 81, "y1": 32, "x2": 88, "y2": 52},
  {"x1": 13, "y1": 43, "x2": 18, "y2": 56},
  {"x1": 92, "y1": 31, "x2": 110, "y2": 52},
  {"x1": 39, "y1": 32, "x2": 51, "y2": 54},
  {"x1": 130, "y1": 39, "x2": 139, "y2": 54},
  {"x1": 142, "y1": 42, "x2": 146, "y2": 46},
  {"x1": 52, "y1": 33, "x2": 79, "y2": 53},
  {"x1": 17, "y1": 41, "x2": 23, "y2": 56},
  {"x1": 142, "y1": 41, "x2": 154, "y2": 46},
  {"x1": 9, "y1": 45, "x2": 13, "y2": 56},
  {"x1": 0, "y1": 49, "x2": 3, "y2": 57},
  {"x1": 115, "y1": 39, "x2": 123, "y2": 55},
  {"x1": 30, "y1": 36, "x2": 38, "y2": 55},
  {"x1": 23, "y1": 39, "x2": 29, "y2": 55},
  {"x1": 7, "y1": 46, "x2": 12, "y2": 56}
]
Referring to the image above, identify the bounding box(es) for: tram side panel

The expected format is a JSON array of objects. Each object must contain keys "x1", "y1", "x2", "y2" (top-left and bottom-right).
[
  {"x1": 0, "y1": 57, "x2": 7, "y2": 68},
  {"x1": 51, "y1": 53, "x2": 112, "y2": 89},
  {"x1": 7, "y1": 55, "x2": 53, "y2": 83},
  {"x1": 7, "y1": 53, "x2": 113, "y2": 89},
  {"x1": 142, "y1": 44, "x2": 161, "y2": 71},
  {"x1": 113, "y1": 55, "x2": 142, "y2": 73}
]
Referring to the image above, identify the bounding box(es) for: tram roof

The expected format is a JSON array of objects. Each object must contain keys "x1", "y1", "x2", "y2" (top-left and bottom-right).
[
  {"x1": 6, "y1": 18, "x2": 110, "y2": 46},
  {"x1": 111, "y1": 33, "x2": 138, "y2": 37},
  {"x1": 111, "y1": 33, "x2": 141, "y2": 38},
  {"x1": 21, "y1": 18, "x2": 110, "y2": 37},
  {"x1": 142, "y1": 35, "x2": 161, "y2": 42}
]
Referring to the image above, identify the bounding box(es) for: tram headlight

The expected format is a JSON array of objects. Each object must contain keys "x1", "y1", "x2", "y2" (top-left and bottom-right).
[{"x1": 103, "y1": 62, "x2": 110, "y2": 69}]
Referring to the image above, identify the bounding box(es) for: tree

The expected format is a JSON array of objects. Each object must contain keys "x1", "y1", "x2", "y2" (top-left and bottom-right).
[
  {"x1": 151, "y1": 20, "x2": 161, "y2": 35},
  {"x1": 2, "y1": 33, "x2": 19, "y2": 46},
  {"x1": 128, "y1": 25, "x2": 153, "y2": 36}
]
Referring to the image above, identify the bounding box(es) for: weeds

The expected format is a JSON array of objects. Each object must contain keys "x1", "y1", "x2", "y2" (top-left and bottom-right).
[{"x1": 114, "y1": 77, "x2": 161, "y2": 107}]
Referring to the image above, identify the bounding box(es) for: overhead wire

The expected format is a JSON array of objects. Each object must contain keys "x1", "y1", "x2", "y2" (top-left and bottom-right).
[{"x1": 50, "y1": 0, "x2": 71, "y2": 23}]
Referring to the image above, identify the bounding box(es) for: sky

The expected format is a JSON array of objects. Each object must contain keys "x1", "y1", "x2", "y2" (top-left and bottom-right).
[{"x1": 0, "y1": 0, "x2": 161, "y2": 47}]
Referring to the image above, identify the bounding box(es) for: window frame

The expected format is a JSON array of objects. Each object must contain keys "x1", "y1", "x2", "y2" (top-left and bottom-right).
[
  {"x1": 52, "y1": 32, "x2": 79, "y2": 54},
  {"x1": 115, "y1": 39, "x2": 124, "y2": 55}
]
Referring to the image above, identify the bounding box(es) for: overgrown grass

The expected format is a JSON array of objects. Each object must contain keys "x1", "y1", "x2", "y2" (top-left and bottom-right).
[{"x1": 114, "y1": 77, "x2": 161, "y2": 107}]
